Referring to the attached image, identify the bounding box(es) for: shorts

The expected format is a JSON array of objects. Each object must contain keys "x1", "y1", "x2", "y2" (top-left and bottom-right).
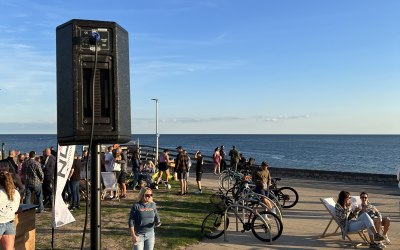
[
  {"x1": 177, "y1": 172, "x2": 187, "y2": 180},
  {"x1": 118, "y1": 171, "x2": 126, "y2": 184},
  {"x1": 158, "y1": 162, "x2": 168, "y2": 171},
  {"x1": 254, "y1": 186, "x2": 268, "y2": 196},
  {"x1": 196, "y1": 172, "x2": 202, "y2": 182},
  {"x1": 0, "y1": 220, "x2": 16, "y2": 235}
]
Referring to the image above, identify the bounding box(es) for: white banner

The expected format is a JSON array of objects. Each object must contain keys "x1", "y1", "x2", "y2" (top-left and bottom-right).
[{"x1": 52, "y1": 144, "x2": 76, "y2": 227}]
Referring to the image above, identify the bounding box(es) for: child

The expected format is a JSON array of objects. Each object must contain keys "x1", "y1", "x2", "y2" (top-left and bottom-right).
[{"x1": 194, "y1": 151, "x2": 203, "y2": 194}]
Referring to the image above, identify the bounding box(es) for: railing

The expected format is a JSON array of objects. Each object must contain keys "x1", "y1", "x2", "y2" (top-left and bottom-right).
[{"x1": 122, "y1": 143, "x2": 215, "y2": 164}]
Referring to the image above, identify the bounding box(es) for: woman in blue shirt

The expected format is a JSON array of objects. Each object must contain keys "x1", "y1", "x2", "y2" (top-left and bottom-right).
[{"x1": 129, "y1": 187, "x2": 161, "y2": 250}]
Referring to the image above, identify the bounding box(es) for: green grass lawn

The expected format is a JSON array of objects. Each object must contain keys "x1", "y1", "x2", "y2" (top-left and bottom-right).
[{"x1": 35, "y1": 182, "x2": 213, "y2": 249}]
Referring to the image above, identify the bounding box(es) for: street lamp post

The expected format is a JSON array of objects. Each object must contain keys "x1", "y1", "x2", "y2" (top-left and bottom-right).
[{"x1": 151, "y1": 98, "x2": 159, "y2": 163}]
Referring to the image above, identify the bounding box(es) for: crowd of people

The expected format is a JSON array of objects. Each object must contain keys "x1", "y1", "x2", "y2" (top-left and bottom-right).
[{"x1": 0, "y1": 144, "x2": 395, "y2": 250}]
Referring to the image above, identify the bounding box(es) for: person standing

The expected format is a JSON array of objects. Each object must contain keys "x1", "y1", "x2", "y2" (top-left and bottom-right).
[
  {"x1": 228, "y1": 146, "x2": 240, "y2": 171},
  {"x1": 220, "y1": 145, "x2": 227, "y2": 171},
  {"x1": 397, "y1": 165, "x2": 400, "y2": 190},
  {"x1": 129, "y1": 187, "x2": 161, "y2": 250},
  {"x1": 175, "y1": 146, "x2": 189, "y2": 195},
  {"x1": 0, "y1": 171, "x2": 21, "y2": 250},
  {"x1": 68, "y1": 154, "x2": 82, "y2": 211},
  {"x1": 104, "y1": 146, "x2": 114, "y2": 172},
  {"x1": 212, "y1": 147, "x2": 221, "y2": 175},
  {"x1": 42, "y1": 147, "x2": 56, "y2": 207},
  {"x1": 118, "y1": 148, "x2": 128, "y2": 198},
  {"x1": 156, "y1": 149, "x2": 171, "y2": 187},
  {"x1": 251, "y1": 161, "x2": 273, "y2": 210},
  {"x1": 131, "y1": 151, "x2": 141, "y2": 190},
  {"x1": 17, "y1": 153, "x2": 26, "y2": 185},
  {"x1": 194, "y1": 150, "x2": 203, "y2": 194},
  {"x1": 6, "y1": 150, "x2": 18, "y2": 174},
  {"x1": 22, "y1": 151, "x2": 44, "y2": 213}
]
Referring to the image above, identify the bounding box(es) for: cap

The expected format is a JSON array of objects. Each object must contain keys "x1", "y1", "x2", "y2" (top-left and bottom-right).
[
  {"x1": 176, "y1": 146, "x2": 183, "y2": 150},
  {"x1": 261, "y1": 161, "x2": 269, "y2": 167}
]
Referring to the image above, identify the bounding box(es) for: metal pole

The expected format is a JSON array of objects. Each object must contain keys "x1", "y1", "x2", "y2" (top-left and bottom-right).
[
  {"x1": 151, "y1": 98, "x2": 159, "y2": 163},
  {"x1": 90, "y1": 144, "x2": 101, "y2": 250}
]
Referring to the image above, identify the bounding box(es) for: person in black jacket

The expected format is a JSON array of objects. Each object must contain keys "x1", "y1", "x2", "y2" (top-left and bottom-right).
[{"x1": 42, "y1": 147, "x2": 56, "y2": 207}]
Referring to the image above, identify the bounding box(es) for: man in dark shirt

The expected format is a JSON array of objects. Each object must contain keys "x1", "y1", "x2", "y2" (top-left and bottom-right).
[
  {"x1": 43, "y1": 147, "x2": 56, "y2": 207},
  {"x1": 22, "y1": 151, "x2": 45, "y2": 212}
]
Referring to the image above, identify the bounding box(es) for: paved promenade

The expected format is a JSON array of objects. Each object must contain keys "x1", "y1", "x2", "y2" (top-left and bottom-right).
[{"x1": 186, "y1": 173, "x2": 400, "y2": 250}]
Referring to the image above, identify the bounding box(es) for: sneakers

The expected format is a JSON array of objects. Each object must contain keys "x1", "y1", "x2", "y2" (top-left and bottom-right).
[
  {"x1": 374, "y1": 233, "x2": 384, "y2": 241},
  {"x1": 383, "y1": 235, "x2": 390, "y2": 244},
  {"x1": 195, "y1": 190, "x2": 202, "y2": 194},
  {"x1": 370, "y1": 243, "x2": 384, "y2": 250}
]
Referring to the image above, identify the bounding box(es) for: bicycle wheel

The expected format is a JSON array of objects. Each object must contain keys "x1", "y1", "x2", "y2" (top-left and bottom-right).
[
  {"x1": 221, "y1": 175, "x2": 237, "y2": 191},
  {"x1": 201, "y1": 211, "x2": 230, "y2": 239},
  {"x1": 251, "y1": 211, "x2": 283, "y2": 242},
  {"x1": 277, "y1": 187, "x2": 299, "y2": 208}
]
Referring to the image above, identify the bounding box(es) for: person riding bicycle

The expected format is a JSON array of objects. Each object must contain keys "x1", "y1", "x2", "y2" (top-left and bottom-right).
[{"x1": 251, "y1": 161, "x2": 273, "y2": 211}]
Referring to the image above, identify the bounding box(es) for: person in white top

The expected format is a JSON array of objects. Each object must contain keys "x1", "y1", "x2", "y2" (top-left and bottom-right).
[
  {"x1": 397, "y1": 165, "x2": 400, "y2": 190},
  {"x1": 0, "y1": 171, "x2": 21, "y2": 250}
]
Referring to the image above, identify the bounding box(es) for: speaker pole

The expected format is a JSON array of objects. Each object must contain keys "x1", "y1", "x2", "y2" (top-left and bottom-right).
[{"x1": 90, "y1": 144, "x2": 101, "y2": 249}]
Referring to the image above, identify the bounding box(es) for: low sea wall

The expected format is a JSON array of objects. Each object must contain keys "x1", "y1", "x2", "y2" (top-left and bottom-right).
[
  {"x1": 201, "y1": 163, "x2": 398, "y2": 186},
  {"x1": 269, "y1": 167, "x2": 398, "y2": 186}
]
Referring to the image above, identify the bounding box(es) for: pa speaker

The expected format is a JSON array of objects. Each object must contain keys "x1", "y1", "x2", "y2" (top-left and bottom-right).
[{"x1": 56, "y1": 19, "x2": 131, "y2": 145}]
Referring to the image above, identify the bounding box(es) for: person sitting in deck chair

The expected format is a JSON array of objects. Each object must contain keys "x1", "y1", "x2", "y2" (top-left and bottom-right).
[
  {"x1": 358, "y1": 192, "x2": 390, "y2": 245},
  {"x1": 335, "y1": 190, "x2": 385, "y2": 250}
]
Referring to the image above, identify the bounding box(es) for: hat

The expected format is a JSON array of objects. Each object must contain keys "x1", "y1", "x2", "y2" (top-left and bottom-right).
[
  {"x1": 261, "y1": 161, "x2": 269, "y2": 167},
  {"x1": 176, "y1": 146, "x2": 183, "y2": 150},
  {"x1": 113, "y1": 144, "x2": 120, "y2": 149}
]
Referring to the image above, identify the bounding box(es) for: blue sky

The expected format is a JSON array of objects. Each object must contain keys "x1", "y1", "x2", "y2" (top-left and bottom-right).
[{"x1": 0, "y1": 0, "x2": 399, "y2": 134}]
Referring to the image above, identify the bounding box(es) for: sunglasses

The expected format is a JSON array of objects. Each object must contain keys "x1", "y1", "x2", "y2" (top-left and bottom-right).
[
  {"x1": 145, "y1": 194, "x2": 153, "y2": 198},
  {"x1": 360, "y1": 196, "x2": 368, "y2": 199}
]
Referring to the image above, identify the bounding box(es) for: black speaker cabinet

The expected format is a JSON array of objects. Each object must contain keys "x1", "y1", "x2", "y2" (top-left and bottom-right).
[{"x1": 56, "y1": 19, "x2": 131, "y2": 145}]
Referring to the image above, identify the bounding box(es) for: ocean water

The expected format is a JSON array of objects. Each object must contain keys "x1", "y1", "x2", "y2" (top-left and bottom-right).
[{"x1": 0, "y1": 134, "x2": 399, "y2": 175}]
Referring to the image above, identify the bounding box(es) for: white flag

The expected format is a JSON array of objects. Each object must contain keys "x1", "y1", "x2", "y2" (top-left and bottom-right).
[{"x1": 52, "y1": 144, "x2": 76, "y2": 227}]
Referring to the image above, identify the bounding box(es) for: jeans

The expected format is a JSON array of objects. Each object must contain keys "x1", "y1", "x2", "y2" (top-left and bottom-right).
[
  {"x1": 133, "y1": 231, "x2": 155, "y2": 250},
  {"x1": 24, "y1": 184, "x2": 44, "y2": 212},
  {"x1": 348, "y1": 212, "x2": 374, "y2": 235},
  {"x1": 69, "y1": 180, "x2": 80, "y2": 207},
  {"x1": 0, "y1": 220, "x2": 16, "y2": 235},
  {"x1": 132, "y1": 169, "x2": 139, "y2": 189}
]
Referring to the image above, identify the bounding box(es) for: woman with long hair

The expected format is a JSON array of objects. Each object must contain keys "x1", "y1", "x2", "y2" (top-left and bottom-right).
[
  {"x1": 129, "y1": 187, "x2": 161, "y2": 250},
  {"x1": 0, "y1": 160, "x2": 25, "y2": 199},
  {"x1": 0, "y1": 171, "x2": 21, "y2": 250},
  {"x1": 335, "y1": 190, "x2": 385, "y2": 249}
]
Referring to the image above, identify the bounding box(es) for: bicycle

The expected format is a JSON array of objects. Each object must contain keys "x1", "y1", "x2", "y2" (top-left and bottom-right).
[
  {"x1": 201, "y1": 192, "x2": 283, "y2": 242},
  {"x1": 270, "y1": 177, "x2": 299, "y2": 208},
  {"x1": 229, "y1": 180, "x2": 283, "y2": 220}
]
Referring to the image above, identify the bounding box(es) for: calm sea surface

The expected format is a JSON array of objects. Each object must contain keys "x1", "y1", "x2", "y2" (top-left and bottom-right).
[{"x1": 0, "y1": 134, "x2": 399, "y2": 175}]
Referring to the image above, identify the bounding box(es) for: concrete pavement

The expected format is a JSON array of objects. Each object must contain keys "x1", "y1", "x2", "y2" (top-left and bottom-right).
[{"x1": 185, "y1": 173, "x2": 400, "y2": 250}]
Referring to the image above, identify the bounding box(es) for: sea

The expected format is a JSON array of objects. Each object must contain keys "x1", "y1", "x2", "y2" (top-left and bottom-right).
[{"x1": 0, "y1": 134, "x2": 399, "y2": 175}]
